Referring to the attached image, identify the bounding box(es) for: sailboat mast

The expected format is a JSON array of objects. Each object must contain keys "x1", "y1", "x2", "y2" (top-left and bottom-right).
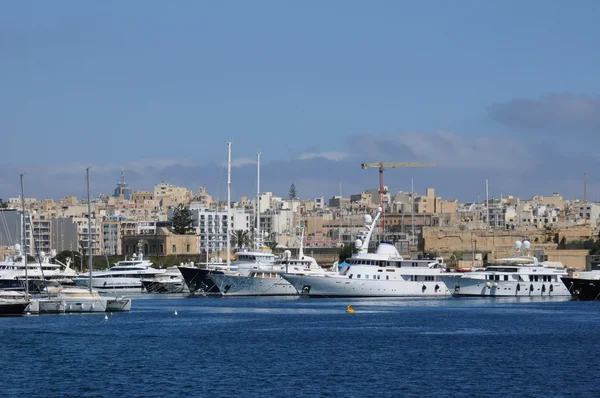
[
  {"x1": 87, "y1": 167, "x2": 92, "y2": 293},
  {"x1": 256, "y1": 152, "x2": 261, "y2": 248},
  {"x1": 20, "y1": 173, "x2": 28, "y2": 296},
  {"x1": 411, "y1": 177, "x2": 415, "y2": 247},
  {"x1": 226, "y1": 142, "x2": 231, "y2": 269}
]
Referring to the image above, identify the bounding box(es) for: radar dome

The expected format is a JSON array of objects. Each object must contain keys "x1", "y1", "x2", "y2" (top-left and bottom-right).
[
  {"x1": 514, "y1": 241, "x2": 522, "y2": 251},
  {"x1": 50, "y1": 250, "x2": 57, "y2": 257},
  {"x1": 364, "y1": 215, "x2": 372, "y2": 225},
  {"x1": 355, "y1": 238, "x2": 363, "y2": 248},
  {"x1": 284, "y1": 250, "x2": 292, "y2": 259},
  {"x1": 377, "y1": 207, "x2": 382, "y2": 213},
  {"x1": 39, "y1": 251, "x2": 45, "y2": 258},
  {"x1": 14, "y1": 244, "x2": 21, "y2": 251},
  {"x1": 523, "y1": 240, "x2": 531, "y2": 250}
]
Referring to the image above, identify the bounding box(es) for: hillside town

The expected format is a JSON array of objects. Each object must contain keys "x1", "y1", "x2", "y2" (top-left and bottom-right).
[{"x1": 1, "y1": 173, "x2": 599, "y2": 272}]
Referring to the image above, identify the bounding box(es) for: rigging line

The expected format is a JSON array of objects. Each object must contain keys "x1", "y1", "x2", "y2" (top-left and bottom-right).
[
  {"x1": 0, "y1": 209, "x2": 13, "y2": 247},
  {"x1": 27, "y1": 211, "x2": 49, "y2": 295}
]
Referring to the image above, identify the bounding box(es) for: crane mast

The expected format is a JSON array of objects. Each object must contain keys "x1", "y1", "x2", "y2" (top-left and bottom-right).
[{"x1": 361, "y1": 161, "x2": 438, "y2": 236}]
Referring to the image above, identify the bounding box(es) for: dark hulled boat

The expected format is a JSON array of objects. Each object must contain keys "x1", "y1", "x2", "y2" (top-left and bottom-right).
[
  {"x1": 178, "y1": 266, "x2": 224, "y2": 295},
  {"x1": 561, "y1": 273, "x2": 600, "y2": 301},
  {"x1": 0, "y1": 300, "x2": 28, "y2": 316}
]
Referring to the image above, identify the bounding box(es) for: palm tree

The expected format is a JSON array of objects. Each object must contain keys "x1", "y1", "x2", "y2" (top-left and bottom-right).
[{"x1": 231, "y1": 229, "x2": 252, "y2": 248}]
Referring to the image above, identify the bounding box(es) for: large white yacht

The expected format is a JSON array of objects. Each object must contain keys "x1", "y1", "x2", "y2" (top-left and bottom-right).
[
  {"x1": 0, "y1": 246, "x2": 67, "y2": 292},
  {"x1": 281, "y1": 208, "x2": 451, "y2": 297},
  {"x1": 439, "y1": 240, "x2": 571, "y2": 298},
  {"x1": 73, "y1": 253, "x2": 165, "y2": 293},
  {"x1": 209, "y1": 229, "x2": 333, "y2": 296}
]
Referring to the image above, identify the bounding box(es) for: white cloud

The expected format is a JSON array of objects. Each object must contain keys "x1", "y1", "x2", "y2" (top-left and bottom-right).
[{"x1": 298, "y1": 152, "x2": 352, "y2": 161}]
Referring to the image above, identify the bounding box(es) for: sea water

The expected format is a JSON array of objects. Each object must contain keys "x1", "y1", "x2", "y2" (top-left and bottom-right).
[{"x1": 0, "y1": 295, "x2": 598, "y2": 398}]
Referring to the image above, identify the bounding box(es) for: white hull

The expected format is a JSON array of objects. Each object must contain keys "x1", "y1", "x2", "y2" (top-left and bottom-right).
[
  {"x1": 210, "y1": 274, "x2": 297, "y2": 296},
  {"x1": 63, "y1": 297, "x2": 108, "y2": 312},
  {"x1": 282, "y1": 274, "x2": 451, "y2": 297},
  {"x1": 106, "y1": 297, "x2": 132, "y2": 311},
  {"x1": 73, "y1": 277, "x2": 143, "y2": 293},
  {"x1": 38, "y1": 298, "x2": 67, "y2": 313},
  {"x1": 440, "y1": 275, "x2": 571, "y2": 297}
]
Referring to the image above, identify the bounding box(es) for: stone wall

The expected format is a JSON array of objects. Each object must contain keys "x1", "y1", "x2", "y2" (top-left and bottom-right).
[
  {"x1": 544, "y1": 249, "x2": 588, "y2": 270},
  {"x1": 422, "y1": 227, "x2": 547, "y2": 256}
]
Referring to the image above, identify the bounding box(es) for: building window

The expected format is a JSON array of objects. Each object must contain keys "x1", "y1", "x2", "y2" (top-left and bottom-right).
[
  {"x1": 172, "y1": 245, "x2": 176, "y2": 253},
  {"x1": 186, "y1": 244, "x2": 190, "y2": 253}
]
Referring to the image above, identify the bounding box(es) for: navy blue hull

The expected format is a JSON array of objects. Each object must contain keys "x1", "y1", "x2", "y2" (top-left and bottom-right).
[
  {"x1": 561, "y1": 277, "x2": 600, "y2": 300},
  {"x1": 178, "y1": 267, "x2": 223, "y2": 295},
  {"x1": 0, "y1": 302, "x2": 28, "y2": 316}
]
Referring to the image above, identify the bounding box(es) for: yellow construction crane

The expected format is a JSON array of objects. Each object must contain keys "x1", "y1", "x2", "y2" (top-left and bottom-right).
[{"x1": 361, "y1": 162, "x2": 439, "y2": 232}]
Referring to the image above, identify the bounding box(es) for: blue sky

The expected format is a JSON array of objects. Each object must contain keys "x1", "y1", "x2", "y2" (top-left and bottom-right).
[{"x1": 2, "y1": 1, "x2": 600, "y2": 203}]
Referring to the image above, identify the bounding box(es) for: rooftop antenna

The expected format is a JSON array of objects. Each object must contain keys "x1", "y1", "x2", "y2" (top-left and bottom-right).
[{"x1": 121, "y1": 168, "x2": 125, "y2": 185}]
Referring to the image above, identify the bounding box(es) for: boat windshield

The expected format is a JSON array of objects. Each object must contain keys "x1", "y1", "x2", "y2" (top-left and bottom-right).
[{"x1": 484, "y1": 267, "x2": 519, "y2": 272}]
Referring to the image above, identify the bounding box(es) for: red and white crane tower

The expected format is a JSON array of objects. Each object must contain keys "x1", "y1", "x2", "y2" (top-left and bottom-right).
[{"x1": 360, "y1": 162, "x2": 439, "y2": 233}]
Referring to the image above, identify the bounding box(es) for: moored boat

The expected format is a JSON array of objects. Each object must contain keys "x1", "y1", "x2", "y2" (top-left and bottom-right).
[
  {"x1": 282, "y1": 208, "x2": 451, "y2": 298},
  {"x1": 439, "y1": 240, "x2": 571, "y2": 298},
  {"x1": 561, "y1": 270, "x2": 600, "y2": 300}
]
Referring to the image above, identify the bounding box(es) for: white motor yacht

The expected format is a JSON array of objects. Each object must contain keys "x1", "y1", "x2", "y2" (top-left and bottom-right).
[
  {"x1": 73, "y1": 253, "x2": 165, "y2": 293},
  {"x1": 439, "y1": 240, "x2": 571, "y2": 298},
  {"x1": 282, "y1": 208, "x2": 451, "y2": 298},
  {"x1": 0, "y1": 247, "x2": 67, "y2": 292},
  {"x1": 141, "y1": 266, "x2": 189, "y2": 293}
]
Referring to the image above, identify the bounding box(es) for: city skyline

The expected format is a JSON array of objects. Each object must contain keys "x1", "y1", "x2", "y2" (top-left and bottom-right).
[{"x1": 2, "y1": 1, "x2": 600, "y2": 202}]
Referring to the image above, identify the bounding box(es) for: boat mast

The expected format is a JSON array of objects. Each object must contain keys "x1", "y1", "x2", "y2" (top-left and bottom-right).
[
  {"x1": 226, "y1": 142, "x2": 231, "y2": 270},
  {"x1": 20, "y1": 173, "x2": 28, "y2": 296},
  {"x1": 358, "y1": 207, "x2": 382, "y2": 254},
  {"x1": 87, "y1": 167, "x2": 92, "y2": 293},
  {"x1": 256, "y1": 152, "x2": 261, "y2": 249},
  {"x1": 411, "y1": 177, "x2": 415, "y2": 247}
]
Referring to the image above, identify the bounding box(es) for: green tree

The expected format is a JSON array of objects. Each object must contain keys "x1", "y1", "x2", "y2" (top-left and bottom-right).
[
  {"x1": 289, "y1": 184, "x2": 297, "y2": 200},
  {"x1": 338, "y1": 242, "x2": 356, "y2": 262},
  {"x1": 590, "y1": 230, "x2": 600, "y2": 255},
  {"x1": 169, "y1": 203, "x2": 196, "y2": 234},
  {"x1": 0, "y1": 198, "x2": 8, "y2": 209},
  {"x1": 231, "y1": 229, "x2": 252, "y2": 248}
]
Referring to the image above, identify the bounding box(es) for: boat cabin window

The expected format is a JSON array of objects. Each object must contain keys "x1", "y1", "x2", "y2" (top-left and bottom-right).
[
  {"x1": 357, "y1": 274, "x2": 361, "y2": 279},
  {"x1": 504, "y1": 275, "x2": 508, "y2": 281}
]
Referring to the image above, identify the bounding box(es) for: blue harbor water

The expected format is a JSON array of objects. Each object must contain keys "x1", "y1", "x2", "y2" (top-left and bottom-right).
[{"x1": 1, "y1": 296, "x2": 599, "y2": 398}]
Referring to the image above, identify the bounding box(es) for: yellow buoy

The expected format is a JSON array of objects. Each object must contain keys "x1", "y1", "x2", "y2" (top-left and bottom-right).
[{"x1": 346, "y1": 304, "x2": 355, "y2": 313}]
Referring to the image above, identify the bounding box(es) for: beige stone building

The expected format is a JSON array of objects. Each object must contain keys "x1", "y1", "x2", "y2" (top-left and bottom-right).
[
  {"x1": 121, "y1": 229, "x2": 199, "y2": 257},
  {"x1": 131, "y1": 191, "x2": 154, "y2": 204},
  {"x1": 154, "y1": 181, "x2": 193, "y2": 208}
]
